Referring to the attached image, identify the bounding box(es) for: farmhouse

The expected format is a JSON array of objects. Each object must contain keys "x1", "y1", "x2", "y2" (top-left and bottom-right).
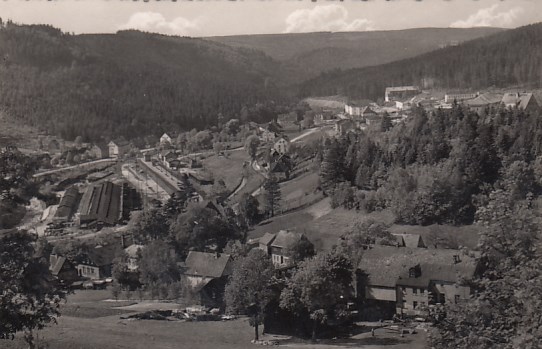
[
  {"x1": 89, "y1": 142, "x2": 109, "y2": 159},
  {"x1": 260, "y1": 128, "x2": 278, "y2": 143},
  {"x1": 49, "y1": 254, "x2": 79, "y2": 284},
  {"x1": 273, "y1": 136, "x2": 290, "y2": 155},
  {"x1": 183, "y1": 251, "x2": 233, "y2": 307},
  {"x1": 160, "y1": 132, "x2": 175, "y2": 146},
  {"x1": 357, "y1": 246, "x2": 479, "y2": 319},
  {"x1": 385, "y1": 86, "x2": 420, "y2": 102},
  {"x1": 76, "y1": 244, "x2": 124, "y2": 279},
  {"x1": 108, "y1": 139, "x2": 130, "y2": 159},
  {"x1": 501, "y1": 92, "x2": 540, "y2": 114},
  {"x1": 344, "y1": 100, "x2": 373, "y2": 117},
  {"x1": 335, "y1": 119, "x2": 355, "y2": 135},
  {"x1": 269, "y1": 230, "x2": 307, "y2": 267},
  {"x1": 79, "y1": 181, "x2": 122, "y2": 227}
]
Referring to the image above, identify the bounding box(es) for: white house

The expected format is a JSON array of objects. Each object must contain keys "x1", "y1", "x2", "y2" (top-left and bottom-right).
[{"x1": 273, "y1": 137, "x2": 290, "y2": 155}]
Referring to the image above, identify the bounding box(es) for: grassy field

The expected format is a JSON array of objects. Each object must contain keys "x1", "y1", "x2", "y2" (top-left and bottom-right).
[
  {"x1": 249, "y1": 198, "x2": 481, "y2": 251},
  {"x1": 201, "y1": 151, "x2": 250, "y2": 192},
  {"x1": 3, "y1": 288, "x2": 427, "y2": 349}
]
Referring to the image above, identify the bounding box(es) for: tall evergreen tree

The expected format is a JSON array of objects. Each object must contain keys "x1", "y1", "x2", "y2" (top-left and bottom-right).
[{"x1": 263, "y1": 175, "x2": 281, "y2": 217}]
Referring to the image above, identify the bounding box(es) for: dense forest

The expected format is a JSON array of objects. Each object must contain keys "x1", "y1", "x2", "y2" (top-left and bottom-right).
[
  {"x1": 0, "y1": 22, "x2": 292, "y2": 142},
  {"x1": 299, "y1": 23, "x2": 542, "y2": 100},
  {"x1": 207, "y1": 27, "x2": 503, "y2": 79},
  {"x1": 322, "y1": 103, "x2": 542, "y2": 226}
]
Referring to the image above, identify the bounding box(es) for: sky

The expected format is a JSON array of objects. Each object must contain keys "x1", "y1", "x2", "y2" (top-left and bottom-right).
[{"x1": 0, "y1": 0, "x2": 540, "y2": 37}]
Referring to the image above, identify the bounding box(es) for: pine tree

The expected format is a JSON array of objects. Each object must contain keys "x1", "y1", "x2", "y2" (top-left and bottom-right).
[
  {"x1": 263, "y1": 175, "x2": 281, "y2": 217},
  {"x1": 320, "y1": 139, "x2": 343, "y2": 193}
]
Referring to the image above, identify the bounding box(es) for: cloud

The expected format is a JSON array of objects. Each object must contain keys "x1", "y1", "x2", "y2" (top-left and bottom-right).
[
  {"x1": 450, "y1": 5, "x2": 523, "y2": 28},
  {"x1": 118, "y1": 12, "x2": 203, "y2": 36},
  {"x1": 284, "y1": 5, "x2": 374, "y2": 33}
]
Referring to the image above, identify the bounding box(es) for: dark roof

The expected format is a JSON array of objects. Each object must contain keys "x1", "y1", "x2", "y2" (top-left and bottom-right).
[
  {"x1": 79, "y1": 181, "x2": 121, "y2": 225},
  {"x1": 271, "y1": 230, "x2": 304, "y2": 250},
  {"x1": 359, "y1": 246, "x2": 478, "y2": 288},
  {"x1": 258, "y1": 233, "x2": 276, "y2": 246},
  {"x1": 392, "y1": 233, "x2": 425, "y2": 248},
  {"x1": 54, "y1": 186, "x2": 79, "y2": 221},
  {"x1": 465, "y1": 93, "x2": 503, "y2": 107},
  {"x1": 80, "y1": 244, "x2": 123, "y2": 267},
  {"x1": 396, "y1": 261, "x2": 477, "y2": 288},
  {"x1": 50, "y1": 255, "x2": 67, "y2": 276},
  {"x1": 502, "y1": 93, "x2": 537, "y2": 109},
  {"x1": 347, "y1": 99, "x2": 374, "y2": 107},
  {"x1": 184, "y1": 251, "x2": 232, "y2": 278}
]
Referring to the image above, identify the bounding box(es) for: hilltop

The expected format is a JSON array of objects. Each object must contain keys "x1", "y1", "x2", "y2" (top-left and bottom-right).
[
  {"x1": 205, "y1": 27, "x2": 504, "y2": 79},
  {"x1": 298, "y1": 23, "x2": 542, "y2": 100}
]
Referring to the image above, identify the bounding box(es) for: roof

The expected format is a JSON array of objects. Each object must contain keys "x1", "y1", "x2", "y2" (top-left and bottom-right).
[
  {"x1": 358, "y1": 246, "x2": 478, "y2": 288},
  {"x1": 258, "y1": 232, "x2": 276, "y2": 246},
  {"x1": 54, "y1": 186, "x2": 80, "y2": 221},
  {"x1": 109, "y1": 138, "x2": 130, "y2": 147},
  {"x1": 396, "y1": 261, "x2": 477, "y2": 288},
  {"x1": 50, "y1": 255, "x2": 68, "y2": 276},
  {"x1": 271, "y1": 230, "x2": 304, "y2": 249},
  {"x1": 184, "y1": 251, "x2": 232, "y2": 278},
  {"x1": 81, "y1": 243, "x2": 124, "y2": 267},
  {"x1": 502, "y1": 93, "x2": 536, "y2": 109},
  {"x1": 79, "y1": 181, "x2": 121, "y2": 225},
  {"x1": 465, "y1": 93, "x2": 503, "y2": 107},
  {"x1": 392, "y1": 233, "x2": 425, "y2": 248},
  {"x1": 347, "y1": 99, "x2": 374, "y2": 107},
  {"x1": 124, "y1": 244, "x2": 144, "y2": 258}
]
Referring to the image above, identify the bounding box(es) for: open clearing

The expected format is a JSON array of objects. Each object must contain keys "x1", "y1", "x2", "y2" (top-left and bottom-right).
[{"x1": 3, "y1": 289, "x2": 426, "y2": 349}]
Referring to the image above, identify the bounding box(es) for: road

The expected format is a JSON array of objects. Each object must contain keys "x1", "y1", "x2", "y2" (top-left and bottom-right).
[{"x1": 33, "y1": 158, "x2": 116, "y2": 178}]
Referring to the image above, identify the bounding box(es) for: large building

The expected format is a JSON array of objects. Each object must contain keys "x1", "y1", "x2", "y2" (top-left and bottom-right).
[
  {"x1": 79, "y1": 181, "x2": 122, "y2": 227},
  {"x1": 357, "y1": 246, "x2": 479, "y2": 318},
  {"x1": 53, "y1": 186, "x2": 80, "y2": 223},
  {"x1": 385, "y1": 86, "x2": 421, "y2": 102},
  {"x1": 444, "y1": 93, "x2": 478, "y2": 103},
  {"x1": 108, "y1": 139, "x2": 130, "y2": 159},
  {"x1": 501, "y1": 92, "x2": 540, "y2": 114}
]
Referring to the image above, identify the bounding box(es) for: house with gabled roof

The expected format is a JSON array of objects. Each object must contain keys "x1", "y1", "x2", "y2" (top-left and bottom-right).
[
  {"x1": 357, "y1": 246, "x2": 479, "y2": 318},
  {"x1": 501, "y1": 92, "x2": 540, "y2": 114},
  {"x1": 183, "y1": 251, "x2": 233, "y2": 307},
  {"x1": 270, "y1": 230, "x2": 306, "y2": 267},
  {"x1": 392, "y1": 233, "x2": 426, "y2": 248},
  {"x1": 76, "y1": 243, "x2": 124, "y2": 279},
  {"x1": 108, "y1": 138, "x2": 130, "y2": 159},
  {"x1": 49, "y1": 254, "x2": 79, "y2": 284},
  {"x1": 385, "y1": 86, "x2": 420, "y2": 102}
]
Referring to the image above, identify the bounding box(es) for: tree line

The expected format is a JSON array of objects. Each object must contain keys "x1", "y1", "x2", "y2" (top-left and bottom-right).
[{"x1": 322, "y1": 103, "x2": 542, "y2": 226}]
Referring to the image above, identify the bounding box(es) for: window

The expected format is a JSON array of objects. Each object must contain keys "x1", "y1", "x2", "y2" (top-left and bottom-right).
[
  {"x1": 280, "y1": 256, "x2": 284, "y2": 264},
  {"x1": 413, "y1": 301, "x2": 418, "y2": 309},
  {"x1": 455, "y1": 295, "x2": 461, "y2": 304},
  {"x1": 401, "y1": 287, "x2": 406, "y2": 295},
  {"x1": 420, "y1": 288, "x2": 425, "y2": 294},
  {"x1": 413, "y1": 288, "x2": 417, "y2": 294}
]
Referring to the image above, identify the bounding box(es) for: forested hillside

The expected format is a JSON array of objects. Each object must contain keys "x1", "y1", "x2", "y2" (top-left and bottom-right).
[
  {"x1": 206, "y1": 27, "x2": 503, "y2": 79},
  {"x1": 322, "y1": 103, "x2": 542, "y2": 226},
  {"x1": 0, "y1": 23, "x2": 292, "y2": 142},
  {"x1": 299, "y1": 23, "x2": 542, "y2": 100}
]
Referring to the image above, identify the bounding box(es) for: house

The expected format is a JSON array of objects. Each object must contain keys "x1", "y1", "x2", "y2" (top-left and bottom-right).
[
  {"x1": 256, "y1": 233, "x2": 277, "y2": 255},
  {"x1": 49, "y1": 254, "x2": 79, "y2": 283},
  {"x1": 273, "y1": 137, "x2": 290, "y2": 155},
  {"x1": 160, "y1": 133, "x2": 173, "y2": 146},
  {"x1": 385, "y1": 86, "x2": 421, "y2": 102},
  {"x1": 335, "y1": 119, "x2": 355, "y2": 135},
  {"x1": 89, "y1": 142, "x2": 109, "y2": 159},
  {"x1": 501, "y1": 92, "x2": 540, "y2": 114},
  {"x1": 444, "y1": 93, "x2": 478, "y2": 103},
  {"x1": 268, "y1": 153, "x2": 293, "y2": 180},
  {"x1": 314, "y1": 111, "x2": 336, "y2": 125},
  {"x1": 183, "y1": 251, "x2": 233, "y2": 307},
  {"x1": 160, "y1": 150, "x2": 177, "y2": 164},
  {"x1": 464, "y1": 93, "x2": 503, "y2": 114},
  {"x1": 357, "y1": 246, "x2": 479, "y2": 319},
  {"x1": 392, "y1": 233, "x2": 426, "y2": 248},
  {"x1": 76, "y1": 244, "x2": 124, "y2": 279},
  {"x1": 364, "y1": 114, "x2": 382, "y2": 126},
  {"x1": 108, "y1": 139, "x2": 130, "y2": 159},
  {"x1": 270, "y1": 230, "x2": 306, "y2": 267},
  {"x1": 260, "y1": 128, "x2": 278, "y2": 143},
  {"x1": 344, "y1": 100, "x2": 374, "y2": 116}
]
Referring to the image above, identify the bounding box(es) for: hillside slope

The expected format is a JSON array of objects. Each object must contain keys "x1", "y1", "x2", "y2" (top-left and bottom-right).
[
  {"x1": 0, "y1": 24, "x2": 292, "y2": 142},
  {"x1": 205, "y1": 27, "x2": 504, "y2": 78},
  {"x1": 298, "y1": 23, "x2": 542, "y2": 100}
]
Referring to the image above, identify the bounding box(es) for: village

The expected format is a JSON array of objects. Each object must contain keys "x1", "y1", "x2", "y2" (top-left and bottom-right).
[{"x1": 2, "y1": 81, "x2": 540, "y2": 349}]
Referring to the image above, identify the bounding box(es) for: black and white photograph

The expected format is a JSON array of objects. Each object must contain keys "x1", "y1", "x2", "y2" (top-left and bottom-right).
[{"x1": 1, "y1": 0, "x2": 542, "y2": 348}]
